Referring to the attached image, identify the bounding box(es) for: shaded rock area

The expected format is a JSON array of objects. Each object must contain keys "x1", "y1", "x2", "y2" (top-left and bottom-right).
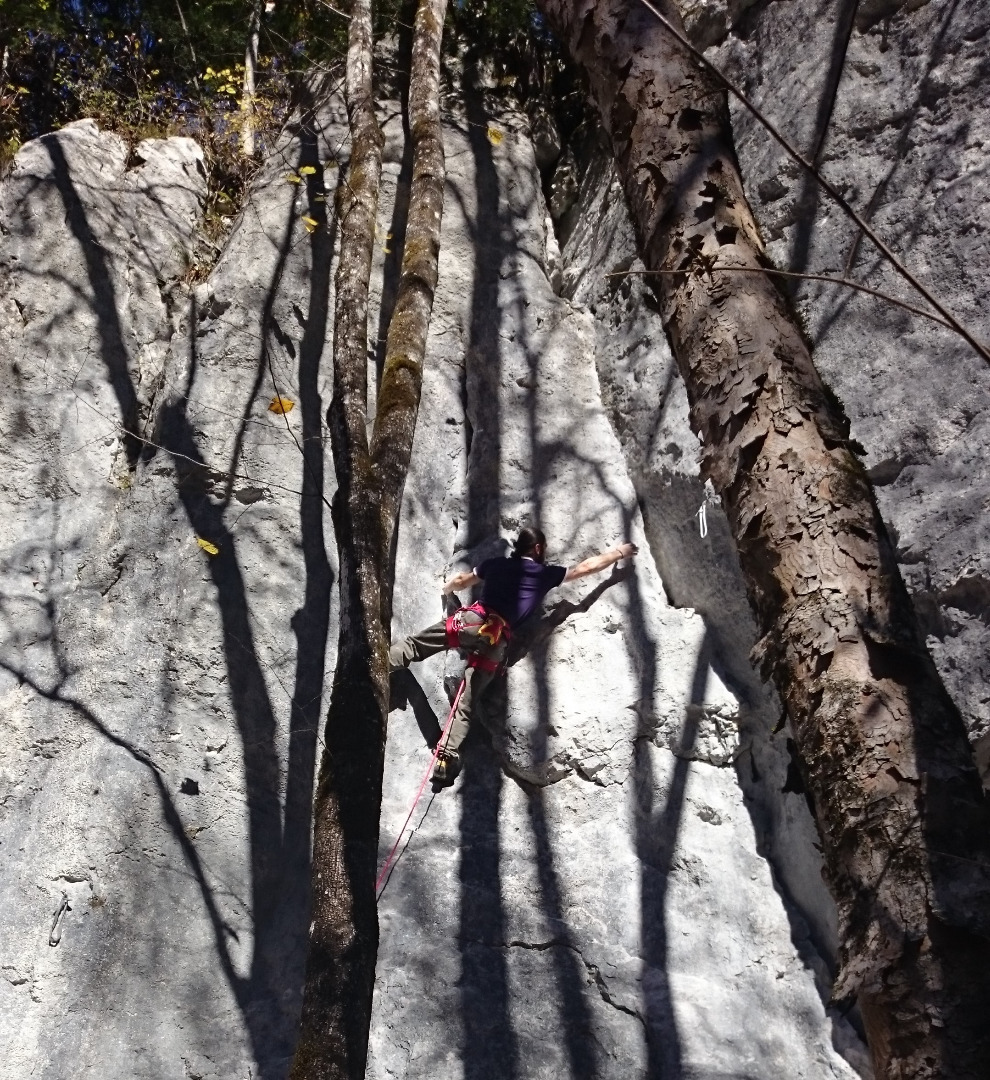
[
  {"x1": 704, "y1": 0, "x2": 990, "y2": 777},
  {"x1": 9, "y1": 16, "x2": 976, "y2": 1075}
]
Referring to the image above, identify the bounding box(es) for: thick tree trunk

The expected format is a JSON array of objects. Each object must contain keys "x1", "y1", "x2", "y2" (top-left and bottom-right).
[
  {"x1": 290, "y1": 1, "x2": 447, "y2": 1077},
  {"x1": 536, "y1": 2, "x2": 990, "y2": 1077}
]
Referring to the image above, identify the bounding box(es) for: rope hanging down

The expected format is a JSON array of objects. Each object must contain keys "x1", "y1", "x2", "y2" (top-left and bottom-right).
[
  {"x1": 375, "y1": 676, "x2": 466, "y2": 900},
  {"x1": 632, "y1": 0, "x2": 990, "y2": 368}
]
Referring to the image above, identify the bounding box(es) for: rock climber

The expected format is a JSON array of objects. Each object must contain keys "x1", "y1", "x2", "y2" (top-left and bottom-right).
[{"x1": 389, "y1": 526, "x2": 639, "y2": 787}]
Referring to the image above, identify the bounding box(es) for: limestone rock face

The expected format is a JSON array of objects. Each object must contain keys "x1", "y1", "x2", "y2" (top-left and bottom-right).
[{"x1": 9, "y1": 25, "x2": 968, "y2": 1077}]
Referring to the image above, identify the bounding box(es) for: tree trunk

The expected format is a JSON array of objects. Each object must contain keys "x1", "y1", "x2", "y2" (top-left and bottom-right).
[
  {"x1": 536, "y1": 2, "x2": 990, "y2": 1077},
  {"x1": 241, "y1": 0, "x2": 262, "y2": 159},
  {"x1": 290, "y1": 1, "x2": 448, "y2": 1077}
]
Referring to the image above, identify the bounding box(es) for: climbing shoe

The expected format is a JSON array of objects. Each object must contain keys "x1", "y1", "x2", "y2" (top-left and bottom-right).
[{"x1": 431, "y1": 748, "x2": 461, "y2": 789}]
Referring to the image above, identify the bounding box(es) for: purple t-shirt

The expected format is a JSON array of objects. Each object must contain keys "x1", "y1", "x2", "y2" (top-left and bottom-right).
[{"x1": 475, "y1": 557, "x2": 567, "y2": 628}]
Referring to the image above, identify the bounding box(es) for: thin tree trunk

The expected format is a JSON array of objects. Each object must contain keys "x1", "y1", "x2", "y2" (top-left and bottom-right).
[
  {"x1": 241, "y1": 0, "x2": 262, "y2": 158},
  {"x1": 536, "y1": 2, "x2": 990, "y2": 1077},
  {"x1": 290, "y1": 1, "x2": 447, "y2": 1077}
]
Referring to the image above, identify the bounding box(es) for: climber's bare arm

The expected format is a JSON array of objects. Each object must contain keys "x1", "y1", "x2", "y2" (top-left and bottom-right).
[
  {"x1": 442, "y1": 569, "x2": 481, "y2": 595},
  {"x1": 563, "y1": 542, "x2": 638, "y2": 583}
]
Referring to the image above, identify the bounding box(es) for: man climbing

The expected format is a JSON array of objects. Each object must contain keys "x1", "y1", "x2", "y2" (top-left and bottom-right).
[{"x1": 389, "y1": 526, "x2": 639, "y2": 787}]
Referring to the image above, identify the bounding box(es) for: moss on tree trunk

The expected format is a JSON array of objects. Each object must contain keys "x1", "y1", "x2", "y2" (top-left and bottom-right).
[{"x1": 290, "y1": 1, "x2": 448, "y2": 1077}]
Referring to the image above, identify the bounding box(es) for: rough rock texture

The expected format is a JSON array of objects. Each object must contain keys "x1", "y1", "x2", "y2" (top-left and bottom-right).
[
  {"x1": 559, "y1": 130, "x2": 844, "y2": 984},
  {"x1": 0, "y1": 62, "x2": 880, "y2": 1080}
]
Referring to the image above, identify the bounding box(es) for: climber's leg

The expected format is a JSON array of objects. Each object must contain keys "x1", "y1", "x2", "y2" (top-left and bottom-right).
[
  {"x1": 439, "y1": 613, "x2": 506, "y2": 754},
  {"x1": 389, "y1": 620, "x2": 449, "y2": 669}
]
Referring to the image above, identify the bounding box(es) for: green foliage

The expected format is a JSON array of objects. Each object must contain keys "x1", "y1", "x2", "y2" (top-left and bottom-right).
[
  {"x1": 1, "y1": 1, "x2": 347, "y2": 148},
  {"x1": 0, "y1": 0, "x2": 571, "y2": 203},
  {"x1": 449, "y1": 0, "x2": 539, "y2": 55}
]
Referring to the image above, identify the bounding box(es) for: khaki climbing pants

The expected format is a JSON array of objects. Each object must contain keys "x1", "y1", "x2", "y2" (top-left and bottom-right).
[{"x1": 389, "y1": 609, "x2": 507, "y2": 754}]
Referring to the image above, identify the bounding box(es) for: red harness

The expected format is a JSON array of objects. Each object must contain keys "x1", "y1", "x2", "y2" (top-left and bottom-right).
[{"x1": 446, "y1": 602, "x2": 511, "y2": 673}]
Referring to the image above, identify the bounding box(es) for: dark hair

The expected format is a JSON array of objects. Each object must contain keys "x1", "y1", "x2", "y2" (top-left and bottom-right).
[{"x1": 512, "y1": 526, "x2": 547, "y2": 561}]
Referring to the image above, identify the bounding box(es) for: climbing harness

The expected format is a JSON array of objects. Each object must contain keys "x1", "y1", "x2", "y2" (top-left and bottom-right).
[
  {"x1": 466, "y1": 652, "x2": 501, "y2": 674},
  {"x1": 445, "y1": 601, "x2": 511, "y2": 650},
  {"x1": 375, "y1": 676, "x2": 466, "y2": 901}
]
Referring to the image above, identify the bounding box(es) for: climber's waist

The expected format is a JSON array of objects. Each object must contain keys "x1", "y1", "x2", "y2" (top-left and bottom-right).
[{"x1": 446, "y1": 602, "x2": 512, "y2": 649}]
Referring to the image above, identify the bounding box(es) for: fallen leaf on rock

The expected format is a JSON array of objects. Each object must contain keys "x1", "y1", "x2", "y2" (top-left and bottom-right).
[
  {"x1": 196, "y1": 537, "x2": 220, "y2": 556},
  {"x1": 299, "y1": 165, "x2": 317, "y2": 175},
  {"x1": 487, "y1": 127, "x2": 504, "y2": 146},
  {"x1": 285, "y1": 172, "x2": 302, "y2": 184},
  {"x1": 268, "y1": 395, "x2": 295, "y2": 414},
  {"x1": 301, "y1": 214, "x2": 319, "y2": 233}
]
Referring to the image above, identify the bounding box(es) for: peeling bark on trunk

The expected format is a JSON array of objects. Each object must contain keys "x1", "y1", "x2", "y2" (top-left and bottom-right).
[
  {"x1": 537, "y1": 2, "x2": 990, "y2": 1077},
  {"x1": 290, "y1": 1, "x2": 448, "y2": 1077}
]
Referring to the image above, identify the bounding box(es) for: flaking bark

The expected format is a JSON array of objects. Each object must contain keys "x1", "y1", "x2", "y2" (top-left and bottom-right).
[
  {"x1": 290, "y1": 1, "x2": 448, "y2": 1077},
  {"x1": 536, "y1": 2, "x2": 990, "y2": 1077}
]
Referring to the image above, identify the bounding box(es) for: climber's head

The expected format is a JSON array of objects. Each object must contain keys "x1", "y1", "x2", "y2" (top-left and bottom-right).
[{"x1": 512, "y1": 526, "x2": 547, "y2": 563}]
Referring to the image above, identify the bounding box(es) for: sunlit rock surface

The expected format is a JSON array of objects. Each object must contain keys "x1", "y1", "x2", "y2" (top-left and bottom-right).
[{"x1": 6, "y1": 2, "x2": 986, "y2": 1071}]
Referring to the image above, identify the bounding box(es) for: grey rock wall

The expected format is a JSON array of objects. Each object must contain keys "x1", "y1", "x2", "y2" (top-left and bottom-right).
[{"x1": 0, "y1": 41, "x2": 913, "y2": 1080}]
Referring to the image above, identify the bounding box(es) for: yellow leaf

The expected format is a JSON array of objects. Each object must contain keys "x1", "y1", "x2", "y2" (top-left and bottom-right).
[
  {"x1": 301, "y1": 215, "x2": 319, "y2": 233},
  {"x1": 382, "y1": 246, "x2": 392, "y2": 254},
  {"x1": 313, "y1": 195, "x2": 326, "y2": 203},
  {"x1": 487, "y1": 127, "x2": 504, "y2": 146},
  {"x1": 196, "y1": 537, "x2": 220, "y2": 556},
  {"x1": 268, "y1": 395, "x2": 295, "y2": 414},
  {"x1": 298, "y1": 165, "x2": 317, "y2": 175},
  {"x1": 286, "y1": 172, "x2": 302, "y2": 183}
]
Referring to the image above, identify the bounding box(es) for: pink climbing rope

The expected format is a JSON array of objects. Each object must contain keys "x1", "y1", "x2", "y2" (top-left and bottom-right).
[{"x1": 375, "y1": 676, "x2": 466, "y2": 899}]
